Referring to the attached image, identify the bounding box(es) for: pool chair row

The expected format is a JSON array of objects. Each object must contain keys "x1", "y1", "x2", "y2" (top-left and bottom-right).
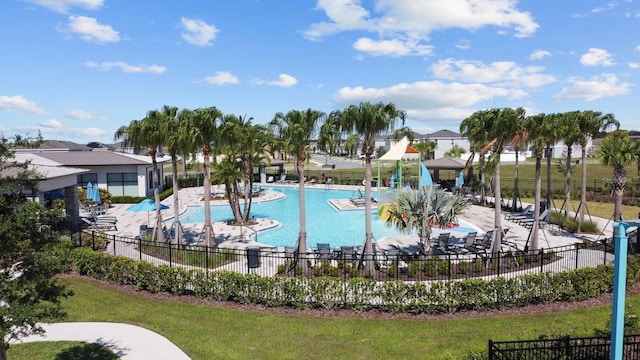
[{"x1": 81, "y1": 216, "x2": 118, "y2": 231}]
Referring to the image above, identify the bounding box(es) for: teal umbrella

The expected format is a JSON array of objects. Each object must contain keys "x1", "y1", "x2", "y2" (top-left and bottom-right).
[{"x1": 127, "y1": 199, "x2": 170, "y2": 226}]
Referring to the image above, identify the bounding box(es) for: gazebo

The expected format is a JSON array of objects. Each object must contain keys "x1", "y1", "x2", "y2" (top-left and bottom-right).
[{"x1": 422, "y1": 157, "x2": 468, "y2": 189}]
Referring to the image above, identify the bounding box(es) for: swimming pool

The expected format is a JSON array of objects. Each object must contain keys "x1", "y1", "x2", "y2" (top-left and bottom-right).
[{"x1": 175, "y1": 187, "x2": 481, "y2": 248}]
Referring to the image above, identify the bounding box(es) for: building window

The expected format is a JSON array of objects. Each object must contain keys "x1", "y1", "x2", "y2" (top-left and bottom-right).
[
  {"x1": 77, "y1": 173, "x2": 98, "y2": 188},
  {"x1": 107, "y1": 173, "x2": 138, "y2": 197}
]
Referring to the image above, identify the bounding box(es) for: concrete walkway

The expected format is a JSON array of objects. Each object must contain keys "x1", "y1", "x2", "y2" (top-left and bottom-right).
[{"x1": 15, "y1": 322, "x2": 190, "y2": 359}]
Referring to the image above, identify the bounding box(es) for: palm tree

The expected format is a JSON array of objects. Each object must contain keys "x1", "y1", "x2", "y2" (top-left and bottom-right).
[
  {"x1": 509, "y1": 121, "x2": 528, "y2": 212},
  {"x1": 114, "y1": 111, "x2": 167, "y2": 243},
  {"x1": 392, "y1": 126, "x2": 414, "y2": 144},
  {"x1": 184, "y1": 106, "x2": 222, "y2": 248},
  {"x1": 384, "y1": 186, "x2": 468, "y2": 256},
  {"x1": 344, "y1": 133, "x2": 360, "y2": 159},
  {"x1": 269, "y1": 109, "x2": 325, "y2": 265},
  {"x1": 413, "y1": 141, "x2": 437, "y2": 161},
  {"x1": 542, "y1": 113, "x2": 561, "y2": 214},
  {"x1": 575, "y1": 111, "x2": 618, "y2": 231},
  {"x1": 460, "y1": 110, "x2": 494, "y2": 205},
  {"x1": 339, "y1": 102, "x2": 405, "y2": 271},
  {"x1": 161, "y1": 105, "x2": 188, "y2": 245},
  {"x1": 599, "y1": 130, "x2": 636, "y2": 222},
  {"x1": 522, "y1": 113, "x2": 548, "y2": 252},
  {"x1": 317, "y1": 111, "x2": 342, "y2": 162},
  {"x1": 558, "y1": 111, "x2": 582, "y2": 217}
]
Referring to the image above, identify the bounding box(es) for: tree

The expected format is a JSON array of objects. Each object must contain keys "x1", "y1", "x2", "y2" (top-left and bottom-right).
[
  {"x1": 317, "y1": 112, "x2": 342, "y2": 162},
  {"x1": 413, "y1": 141, "x2": 437, "y2": 161},
  {"x1": 339, "y1": 101, "x2": 405, "y2": 271},
  {"x1": 0, "y1": 135, "x2": 70, "y2": 360},
  {"x1": 392, "y1": 126, "x2": 414, "y2": 144},
  {"x1": 509, "y1": 118, "x2": 528, "y2": 212},
  {"x1": 164, "y1": 106, "x2": 188, "y2": 244},
  {"x1": 344, "y1": 133, "x2": 360, "y2": 159},
  {"x1": 115, "y1": 111, "x2": 167, "y2": 243},
  {"x1": 558, "y1": 111, "x2": 582, "y2": 217},
  {"x1": 269, "y1": 109, "x2": 325, "y2": 265},
  {"x1": 184, "y1": 107, "x2": 223, "y2": 248},
  {"x1": 575, "y1": 111, "x2": 618, "y2": 232},
  {"x1": 522, "y1": 113, "x2": 549, "y2": 252},
  {"x1": 460, "y1": 109, "x2": 494, "y2": 205},
  {"x1": 384, "y1": 186, "x2": 468, "y2": 257},
  {"x1": 444, "y1": 145, "x2": 466, "y2": 158},
  {"x1": 598, "y1": 130, "x2": 636, "y2": 222}
]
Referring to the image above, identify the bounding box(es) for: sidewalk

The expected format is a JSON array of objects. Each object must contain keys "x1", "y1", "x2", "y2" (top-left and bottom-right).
[{"x1": 15, "y1": 322, "x2": 190, "y2": 359}]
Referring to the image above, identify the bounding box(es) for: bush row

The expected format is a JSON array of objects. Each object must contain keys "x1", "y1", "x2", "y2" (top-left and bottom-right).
[{"x1": 68, "y1": 247, "x2": 640, "y2": 314}]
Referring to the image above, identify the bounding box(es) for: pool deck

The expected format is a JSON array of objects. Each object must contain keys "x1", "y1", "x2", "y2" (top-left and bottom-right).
[{"x1": 97, "y1": 184, "x2": 616, "y2": 254}]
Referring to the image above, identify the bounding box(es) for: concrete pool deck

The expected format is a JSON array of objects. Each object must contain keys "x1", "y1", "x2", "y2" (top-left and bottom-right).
[{"x1": 98, "y1": 184, "x2": 616, "y2": 253}]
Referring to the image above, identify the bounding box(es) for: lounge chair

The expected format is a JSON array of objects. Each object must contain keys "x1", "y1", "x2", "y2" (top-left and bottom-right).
[
  {"x1": 504, "y1": 204, "x2": 533, "y2": 220},
  {"x1": 315, "y1": 243, "x2": 333, "y2": 261},
  {"x1": 433, "y1": 232, "x2": 452, "y2": 254},
  {"x1": 339, "y1": 246, "x2": 356, "y2": 263},
  {"x1": 516, "y1": 209, "x2": 550, "y2": 229},
  {"x1": 472, "y1": 230, "x2": 495, "y2": 253},
  {"x1": 450, "y1": 232, "x2": 478, "y2": 253}
]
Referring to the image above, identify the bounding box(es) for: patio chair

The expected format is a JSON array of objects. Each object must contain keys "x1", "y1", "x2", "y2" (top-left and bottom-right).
[
  {"x1": 339, "y1": 246, "x2": 356, "y2": 263},
  {"x1": 315, "y1": 243, "x2": 333, "y2": 262},
  {"x1": 472, "y1": 229, "x2": 495, "y2": 253},
  {"x1": 504, "y1": 204, "x2": 533, "y2": 220},
  {"x1": 433, "y1": 232, "x2": 452, "y2": 254},
  {"x1": 517, "y1": 209, "x2": 550, "y2": 229},
  {"x1": 451, "y1": 232, "x2": 478, "y2": 253}
]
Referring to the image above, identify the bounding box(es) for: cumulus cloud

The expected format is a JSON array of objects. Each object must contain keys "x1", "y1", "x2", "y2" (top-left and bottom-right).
[
  {"x1": 39, "y1": 119, "x2": 62, "y2": 128},
  {"x1": 24, "y1": 0, "x2": 103, "y2": 13},
  {"x1": 455, "y1": 39, "x2": 471, "y2": 50},
  {"x1": 181, "y1": 17, "x2": 218, "y2": 46},
  {"x1": 629, "y1": 62, "x2": 640, "y2": 69},
  {"x1": 14, "y1": 125, "x2": 109, "y2": 139},
  {"x1": 60, "y1": 16, "x2": 119, "y2": 43},
  {"x1": 66, "y1": 109, "x2": 96, "y2": 120},
  {"x1": 530, "y1": 49, "x2": 551, "y2": 60},
  {"x1": 203, "y1": 71, "x2": 239, "y2": 85},
  {"x1": 353, "y1": 38, "x2": 432, "y2": 56},
  {"x1": 554, "y1": 73, "x2": 630, "y2": 101},
  {"x1": 0, "y1": 95, "x2": 45, "y2": 114},
  {"x1": 305, "y1": 0, "x2": 538, "y2": 56},
  {"x1": 431, "y1": 58, "x2": 556, "y2": 88},
  {"x1": 268, "y1": 74, "x2": 297, "y2": 87},
  {"x1": 85, "y1": 61, "x2": 166, "y2": 74},
  {"x1": 580, "y1": 48, "x2": 615, "y2": 66}
]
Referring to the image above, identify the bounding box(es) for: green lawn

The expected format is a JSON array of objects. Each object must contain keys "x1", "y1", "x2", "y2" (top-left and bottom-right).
[{"x1": 9, "y1": 277, "x2": 640, "y2": 360}]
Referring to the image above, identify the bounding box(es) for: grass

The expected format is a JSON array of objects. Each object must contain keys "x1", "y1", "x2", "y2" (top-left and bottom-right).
[
  {"x1": 8, "y1": 341, "x2": 118, "y2": 360},
  {"x1": 521, "y1": 198, "x2": 639, "y2": 222},
  {"x1": 9, "y1": 277, "x2": 640, "y2": 360}
]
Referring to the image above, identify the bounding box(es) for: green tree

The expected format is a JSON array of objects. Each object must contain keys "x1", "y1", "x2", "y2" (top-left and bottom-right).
[
  {"x1": 413, "y1": 141, "x2": 437, "y2": 161},
  {"x1": 317, "y1": 111, "x2": 342, "y2": 162},
  {"x1": 164, "y1": 106, "x2": 190, "y2": 244},
  {"x1": 575, "y1": 111, "x2": 618, "y2": 231},
  {"x1": 384, "y1": 186, "x2": 468, "y2": 256},
  {"x1": 0, "y1": 135, "x2": 70, "y2": 360},
  {"x1": 558, "y1": 111, "x2": 582, "y2": 217},
  {"x1": 392, "y1": 126, "x2": 414, "y2": 144},
  {"x1": 344, "y1": 133, "x2": 360, "y2": 159},
  {"x1": 184, "y1": 107, "x2": 223, "y2": 248},
  {"x1": 460, "y1": 110, "x2": 494, "y2": 205},
  {"x1": 444, "y1": 145, "x2": 466, "y2": 158},
  {"x1": 269, "y1": 109, "x2": 325, "y2": 265},
  {"x1": 339, "y1": 102, "x2": 405, "y2": 271},
  {"x1": 598, "y1": 130, "x2": 636, "y2": 222},
  {"x1": 509, "y1": 118, "x2": 528, "y2": 212},
  {"x1": 115, "y1": 111, "x2": 167, "y2": 243}
]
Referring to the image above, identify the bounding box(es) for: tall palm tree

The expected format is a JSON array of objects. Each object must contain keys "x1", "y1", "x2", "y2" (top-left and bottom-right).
[
  {"x1": 510, "y1": 121, "x2": 528, "y2": 212},
  {"x1": 269, "y1": 109, "x2": 325, "y2": 264},
  {"x1": 575, "y1": 111, "x2": 618, "y2": 231},
  {"x1": 184, "y1": 107, "x2": 222, "y2": 248},
  {"x1": 558, "y1": 111, "x2": 582, "y2": 217},
  {"x1": 392, "y1": 126, "x2": 414, "y2": 144},
  {"x1": 339, "y1": 102, "x2": 405, "y2": 270},
  {"x1": 460, "y1": 109, "x2": 494, "y2": 205},
  {"x1": 599, "y1": 130, "x2": 636, "y2": 222},
  {"x1": 522, "y1": 113, "x2": 548, "y2": 252},
  {"x1": 317, "y1": 111, "x2": 342, "y2": 162},
  {"x1": 114, "y1": 111, "x2": 167, "y2": 243},
  {"x1": 384, "y1": 186, "x2": 468, "y2": 256},
  {"x1": 344, "y1": 133, "x2": 360, "y2": 159},
  {"x1": 161, "y1": 105, "x2": 187, "y2": 245},
  {"x1": 542, "y1": 113, "x2": 561, "y2": 214}
]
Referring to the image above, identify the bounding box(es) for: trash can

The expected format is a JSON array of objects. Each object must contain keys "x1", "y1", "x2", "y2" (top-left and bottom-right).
[{"x1": 246, "y1": 247, "x2": 261, "y2": 271}]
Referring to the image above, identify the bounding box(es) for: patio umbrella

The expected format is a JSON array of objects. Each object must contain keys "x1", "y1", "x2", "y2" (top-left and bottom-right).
[
  {"x1": 86, "y1": 182, "x2": 94, "y2": 202},
  {"x1": 389, "y1": 175, "x2": 395, "y2": 189},
  {"x1": 126, "y1": 199, "x2": 170, "y2": 227},
  {"x1": 458, "y1": 171, "x2": 465, "y2": 187},
  {"x1": 420, "y1": 162, "x2": 433, "y2": 187},
  {"x1": 91, "y1": 184, "x2": 101, "y2": 203}
]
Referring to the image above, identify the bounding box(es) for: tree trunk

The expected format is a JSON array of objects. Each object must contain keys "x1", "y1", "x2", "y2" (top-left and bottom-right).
[
  {"x1": 152, "y1": 154, "x2": 164, "y2": 243},
  {"x1": 578, "y1": 145, "x2": 588, "y2": 232},
  {"x1": 480, "y1": 156, "x2": 487, "y2": 205},
  {"x1": 202, "y1": 148, "x2": 214, "y2": 248},
  {"x1": 529, "y1": 155, "x2": 542, "y2": 253},
  {"x1": 171, "y1": 156, "x2": 182, "y2": 245},
  {"x1": 296, "y1": 157, "x2": 308, "y2": 270},
  {"x1": 360, "y1": 154, "x2": 375, "y2": 273},
  {"x1": 613, "y1": 165, "x2": 626, "y2": 222},
  {"x1": 546, "y1": 145, "x2": 552, "y2": 214},
  {"x1": 492, "y1": 159, "x2": 503, "y2": 254},
  {"x1": 512, "y1": 147, "x2": 520, "y2": 212},
  {"x1": 564, "y1": 146, "x2": 572, "y2": 217}
]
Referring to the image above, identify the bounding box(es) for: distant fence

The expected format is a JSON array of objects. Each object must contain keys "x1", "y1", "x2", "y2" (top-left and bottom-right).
[
  {"x1": 69, "y1": 229, "x2": 632, "y2": 282},
  {"x1": 488, "y1": 334, "x2": 640, "y2": 359}
]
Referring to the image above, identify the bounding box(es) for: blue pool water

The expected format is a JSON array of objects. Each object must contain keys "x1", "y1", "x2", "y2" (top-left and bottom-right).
[{"x1": 175, "y1": 187, "x2": 480, "y2": 248}]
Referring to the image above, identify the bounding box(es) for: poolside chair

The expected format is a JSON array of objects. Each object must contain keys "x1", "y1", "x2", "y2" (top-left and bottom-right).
[
  {"x1": 472, "y1": 230, "x2": 495, "y2": 253},
  {"x1": 517, "y1": 209, "x2": 550, "y2": 229},
  {"x1": 504, "y1": 204, "x2": 533, "y2": 221},
  {"x1": 433, "y1": 232, "x2": 452, "y2": 254},
  {"x1": 339, "y1": 246, "x2": 356, "y2": 263},
  {"x1": 315, "y1": 243, "x2": 333, "y2": 262},
  {"x1": 451, "y1": 232, "x2": 478, "y2": 253}
]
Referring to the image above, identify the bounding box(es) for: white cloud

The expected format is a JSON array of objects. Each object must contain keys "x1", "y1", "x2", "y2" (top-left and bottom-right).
[
  {"x1": 39, "y1": 119, "x2": 62, "y2": 128},
  {"x1": 61, "y1": 16, "x2": 119, "y2": 43},
  {"x1": 14, "y1": 125, "x2": 108, "y2": 139},
  {"x1": 580, "y1": 48, "x2": 615, "y2": 66},
  {"x1": 431, "y1": 58, "x2": 556, "y2": 88},
  {"x1": 66, "y1": 109, "x2": 96, "y2": 120},
  {"x1": 353, "y1": 37, "x2": 432, "y2": 56},
  {"x1": 85, "y1": 61, "x2": 166, "y2": 74},
  {"x1": 455, "y1": 39, "x2": 471, "y2": 50},
  {"x1": 24, "y1": 0, "x2": 103, "y2": 13},
  {"x1": 305, "y1": 0, "x2": 539, "y2": 57},
  {"x1": 0, "y1": 95, "x2": 45, "y2": 114},
  {"x1": 203, "y1": 71, "x2": 239, "y2": 85},
  {"x1": 181, "y1": 18, "x2": 218, "y2": 47},
  {"x1": 629, "y1": 62, "x2": 640, "y2": 69},
  {"x1": 530, "y1": 49, "x2": 551, "y2": 60},
  {"x1": 554, "y1": 73, "x2": 631, "y2": 101},
  {"x1": 268, "y1": 74, "x2": 298, "y2": 87}
]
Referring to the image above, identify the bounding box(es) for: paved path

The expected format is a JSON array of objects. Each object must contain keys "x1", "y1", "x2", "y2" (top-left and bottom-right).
[{"x1": 15, "y1": 322, "x2": 190, "y2": 359}]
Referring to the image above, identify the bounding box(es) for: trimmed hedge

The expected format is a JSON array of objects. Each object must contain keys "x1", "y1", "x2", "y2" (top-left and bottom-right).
[{"x1": 68, "y1": 247, "x2": 640, "y2": 314}]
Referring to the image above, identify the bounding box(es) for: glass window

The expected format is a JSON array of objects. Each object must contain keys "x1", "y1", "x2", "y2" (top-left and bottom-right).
[
  {"x1": 77, "y1": 173, "x2": 98, "y2": 188},
  {"x1": 107, "y1": 173, "x2": 138, "y2": 197}
]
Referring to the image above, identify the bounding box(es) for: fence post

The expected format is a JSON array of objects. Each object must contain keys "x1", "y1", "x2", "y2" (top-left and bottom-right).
[
  {"x1": 169, "y1": 243, "x2": 172, "y2": 268},
  {"x1": 91, "y1": 231, "x2": 95, "y2": 250},
  {"x1": 575, "y1": 243, "x2": 579, "y2": 270},
  {"x1": 603, "y1": 239, "x2": 608, "y2": 266},
  {"x1": 496, "y1": 252, "x2": 501, "y2": 276},
  {"x1": 138, "y1": 236, "x2": 142, "y2": 261},
  {"x1": 112, "y1": 234, "x2": 116, "y2": 256},
  {"x1": 488, "y1": 340, "x2": 493, "y2": 360},
  {"x1": 447, "y1": 253, "x2": 452, "y2": 281},
  {"x1": 539, "y1": 248, "x2": 544, "y2": 273},
  {"x1": 206, "y1": 246, "x2": 210, "y2": 278}
]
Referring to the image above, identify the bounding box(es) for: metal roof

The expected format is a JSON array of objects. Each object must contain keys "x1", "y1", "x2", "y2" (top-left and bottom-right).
[
  {"x1": 422, "y1": 157, "x2": 467, "y2": 170},
  {"x1": 35, "y1": 151, "x2": 169, "y2": 166}
]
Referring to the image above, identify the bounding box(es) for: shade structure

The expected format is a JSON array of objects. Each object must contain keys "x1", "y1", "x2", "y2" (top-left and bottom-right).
[
  {"x1": 127, "y1": 199, "x2": 170, "y2": 227},
  {"x1": 420, "y1": 162, "x2": 433, "y2": 187}
]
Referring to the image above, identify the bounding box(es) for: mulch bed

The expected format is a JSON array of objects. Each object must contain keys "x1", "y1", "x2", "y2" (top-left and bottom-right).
[{"x1": 60, "y1": 272, "x2": 640, "y2": 321}]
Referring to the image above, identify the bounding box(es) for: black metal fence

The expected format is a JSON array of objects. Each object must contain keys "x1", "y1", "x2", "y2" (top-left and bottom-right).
[
  {"x1": 489, "y1": 334, "x2": 640, "y2": 359},
  {"x1": 71, "y1": 229, "x2": 619, "y2": 281}
]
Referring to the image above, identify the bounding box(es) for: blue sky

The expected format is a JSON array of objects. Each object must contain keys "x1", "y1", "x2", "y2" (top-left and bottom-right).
[{"x1": 2, "y1": 0, "x2": 640, "y2": 144}]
